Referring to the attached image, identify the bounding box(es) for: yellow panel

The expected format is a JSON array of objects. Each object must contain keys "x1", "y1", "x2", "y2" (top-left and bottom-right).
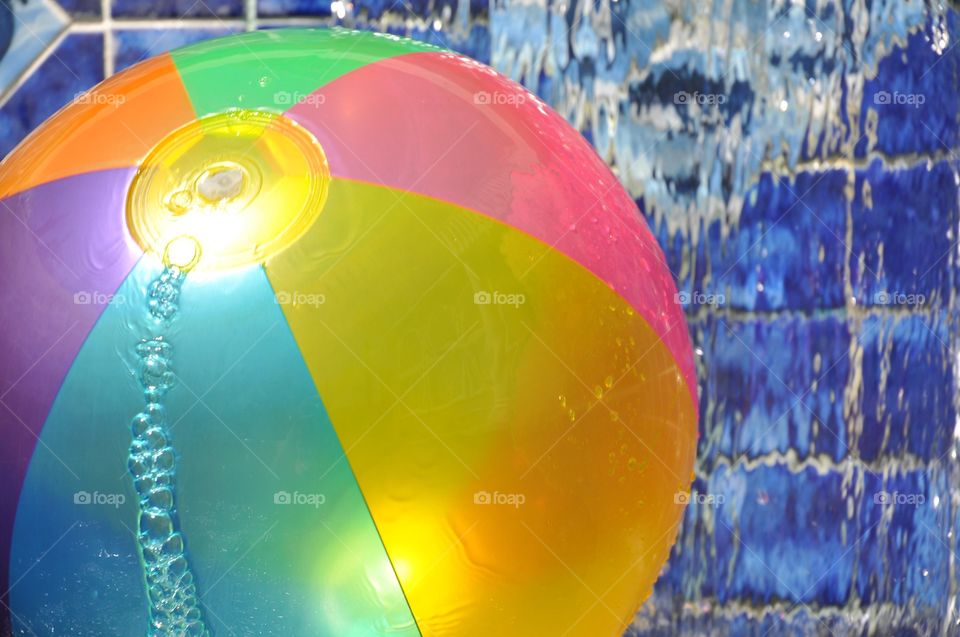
[{"x1": 264, "y1": 179, "x2": 697, "y2": 637}]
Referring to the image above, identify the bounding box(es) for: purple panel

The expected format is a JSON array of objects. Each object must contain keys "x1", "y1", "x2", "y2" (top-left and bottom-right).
[{"x1": 0, "y1": 168, "x2": 141, "y2": 626}]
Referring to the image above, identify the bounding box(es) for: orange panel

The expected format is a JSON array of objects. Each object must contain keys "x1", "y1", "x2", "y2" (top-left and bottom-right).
[{"x1": 0, "y1": 54, "x2": 197, "y2": 200}]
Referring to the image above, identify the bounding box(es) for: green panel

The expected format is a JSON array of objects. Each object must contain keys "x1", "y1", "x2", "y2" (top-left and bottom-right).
[
  {"x1": 11, "y1": 257, "x2": 421, "y2": 637},
  {"x1": 170, "y1": 28, "x2": 439, "y2": 118}
]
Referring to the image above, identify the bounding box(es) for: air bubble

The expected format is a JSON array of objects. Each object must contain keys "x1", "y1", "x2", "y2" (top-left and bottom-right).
[
  {"x1": 139, "y1": 509, "x2": 174, "y2": 543},
  {"x1": 131, "y1": 413, "x2": 153, "y2": 436},
  {"x1": 155, "y1": 448, "x2": 175, "y2": 472},
  {"x1": 144, "y1": 427, "x2": 168, "y2": 449},
  {"x1": 163, "y1": 533, "x2": 185, "y2": 555},
  {"x1": 148, "y1": 487, "x2": 174, "y2": 511},
  {"x1": 168, "y1": 556, "x2": 189, "y2": 578},
  {"x1": 128, "y1": 265, "x2": 210, "y2": 636}
]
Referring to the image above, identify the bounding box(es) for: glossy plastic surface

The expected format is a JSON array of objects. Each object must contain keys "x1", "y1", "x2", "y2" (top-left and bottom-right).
[{"x1": 0, "y1": 28, "x2": 698, "y2": 637}]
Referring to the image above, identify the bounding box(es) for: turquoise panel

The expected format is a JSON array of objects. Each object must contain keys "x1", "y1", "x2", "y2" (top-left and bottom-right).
[{"x1": 10, "y1": 259, "x2": 419, "y2": 637}]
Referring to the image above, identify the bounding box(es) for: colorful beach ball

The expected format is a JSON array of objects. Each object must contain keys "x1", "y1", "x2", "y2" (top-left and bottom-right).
[{"x1": 0, "y1": 29, "x2": 698, "y2": 637}]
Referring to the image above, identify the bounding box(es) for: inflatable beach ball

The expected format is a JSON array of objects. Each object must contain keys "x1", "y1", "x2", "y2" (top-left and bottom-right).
[{"x1": 0, "y1": 29, "x2": 698, "y2": 637}]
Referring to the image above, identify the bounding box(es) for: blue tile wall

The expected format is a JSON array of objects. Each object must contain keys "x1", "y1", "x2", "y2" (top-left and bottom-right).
[
  {"x1": 0, "y1": 0, "x2": 958, "y2": 635},
  {"x1": 114, "y1": 28, "x2": 240, "y2": 71},
  {"x1": 851, "y1": 160, "x2": 959, "y2": 308},
  {"x1": 711, "y1": 170, "x2": 849, "y2": 312},
  {"x1": 258, "y1": 0, "x2": 332, "y2": 17},
  {"x1": 856, "y1": 312, "x2": 954, "y2": 463},
  {"x1": 111, "y1": 0, "x2": 243, "y2": 18},
  {"x1": 860, "y1": 11, "x2": 960, "y2": 159},
  {"x1": 0, "y1": 32, "x2": 103, "y2": 158},
  {"x1": 694, "y1": 315, "x2": 851, "y2": 467},
  {"x1": 56, "y1": 0, "x2": 101, "y2": 17}
]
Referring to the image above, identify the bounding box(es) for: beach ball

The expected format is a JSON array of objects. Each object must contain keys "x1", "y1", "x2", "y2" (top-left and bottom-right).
[{"x1": 0, "y1": 29, "x2": 698, "y2": 637}]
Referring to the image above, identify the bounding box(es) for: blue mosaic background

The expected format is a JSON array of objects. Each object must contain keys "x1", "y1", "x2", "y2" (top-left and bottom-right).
[{"x1": 1, "y1": 0, "x2": 959, "y2": 634}]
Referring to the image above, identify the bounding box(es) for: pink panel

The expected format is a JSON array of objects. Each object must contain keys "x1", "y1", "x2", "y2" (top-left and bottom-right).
[{"x1": 286, "y1": 52, "x2": 697, "y2": 407}]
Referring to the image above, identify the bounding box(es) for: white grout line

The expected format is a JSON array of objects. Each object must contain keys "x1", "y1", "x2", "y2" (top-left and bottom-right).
[
  {"x1": 258, "y1": 17, "x2": 341, "y2": 26},
  {"x1": 66, "y1": 15, "x2": 351, "y2": 32},
  {"x1": 44, "y1": 0, "x2": 72, "y2": 24},
  {"x1": 0, "y1": 25, "x2": 70, "y2": 108},
  {"x1": 72, "y1": 16, "x2": 343, "y2": 29},
  {"x1": 244, "y1": 0, "x2": 257, "y2": 31},
  {"x1": 101, "y1": 0, "x2": 114, "y2": 76},
  {"x1": 70, "y1": 18, "x2": 246, "y2": 30}
]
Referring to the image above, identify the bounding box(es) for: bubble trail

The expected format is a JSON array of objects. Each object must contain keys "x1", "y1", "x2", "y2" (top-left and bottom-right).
[{"x1": 127, "y1": 261, "x2": 211, "y2": 637}]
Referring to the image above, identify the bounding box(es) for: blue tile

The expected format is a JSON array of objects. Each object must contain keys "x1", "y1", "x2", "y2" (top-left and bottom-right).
[
  {"x1": 111, "y1": 0, "x2": 242, "y2": 18},
  {"x1": 694, "y1": 315, "x2": 850, "y2": 466},
  {"x1": 715, "y1": 463, "x2": 849, "y2": 605},
  {"x1": 856, "y1": 467, "x2": 949, "y2": 622},
  {"x1": 56, "y1": 0, "x2": 102, "y2": 17},
  {"x1": 334, "y1": 19, "x2": 489, "y2": 60},
  {"x1": 257, "y1": 0, "x2": 331, "y2": 16},
  {"x1": 859, "y1": 12, "x2": 960, "y2": 158},
  {"x1": 448, "y1": 24, "x2": 490, "y2": 63},
  {"x1": 0, "y1": 0, "x2": 68, "y2": 97},
  {"x1": 0, "y1": 33, "x2": 103, "y2": 158},
  {"x1": 708, "y1": 170, "x2": 848, "y2": 312},
  {"x1": 114, "y1": 28, "x2": 240, "y2": 72},
  {"x1": 856, "y1": 313, "x2": 954, "y2": 463},
  {"x1": 654, "y1": 168, "x2": 850, "y2": 316},
  {"x1": 850, "y1": 159, "x2": 958, "y2": 309}
]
